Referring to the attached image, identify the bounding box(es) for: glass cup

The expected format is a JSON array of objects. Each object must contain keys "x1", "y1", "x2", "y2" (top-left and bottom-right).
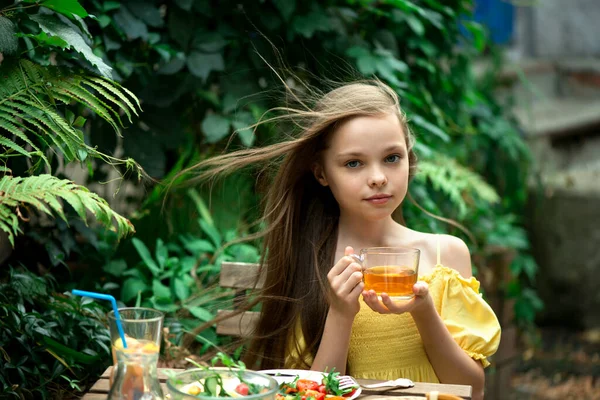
[
  {"x1": 107, "y1": 307, "x2": 165, "y2": 400},
  {"x1": 166, "y1": 367, "x2": 279, "y2": 400},
  {"x1": 351, "y1": 247, "x2": 420, "y2": 300}
]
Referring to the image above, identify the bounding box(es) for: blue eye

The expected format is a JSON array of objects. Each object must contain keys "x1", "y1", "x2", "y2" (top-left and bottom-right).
[
  {"x1": 385, "y1": 155, "x2": 401, "y2": 163},
  {"x1": 345, "y1": 160, "x2": 361, "y2": 168}
]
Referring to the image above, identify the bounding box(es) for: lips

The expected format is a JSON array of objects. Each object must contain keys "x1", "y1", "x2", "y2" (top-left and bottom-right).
[{"x1": 364, "y1": 194, "x2": 392, "y2": 204}]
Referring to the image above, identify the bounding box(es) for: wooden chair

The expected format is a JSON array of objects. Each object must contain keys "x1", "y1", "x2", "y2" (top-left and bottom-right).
[{"x1": 216, "y1": 261, "x2": 263, "y2": 337}]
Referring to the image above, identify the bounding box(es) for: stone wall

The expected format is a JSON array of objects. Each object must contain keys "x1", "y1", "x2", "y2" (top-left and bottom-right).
[
  {"x1": 515, "y1": 0, "x2": 600, "y2": 58},
  {"x1": 527, "y1": 187, "x2": 600, "y2": 329}
]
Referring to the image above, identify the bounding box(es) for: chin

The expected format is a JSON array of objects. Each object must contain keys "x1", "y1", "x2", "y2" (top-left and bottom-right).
[{"x1": 362, "y1": 210, "x2": 394, "y2": 222}]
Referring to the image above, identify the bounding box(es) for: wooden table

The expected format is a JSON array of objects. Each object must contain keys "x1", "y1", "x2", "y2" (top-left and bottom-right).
[{"x1": 82, "y1": 367, "x2": 471, "y2": 399}]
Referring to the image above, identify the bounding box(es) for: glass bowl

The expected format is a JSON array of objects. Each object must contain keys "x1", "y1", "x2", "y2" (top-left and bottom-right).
[{"x1": 166, "y1": 367, "x2": 279, "y2": 400}]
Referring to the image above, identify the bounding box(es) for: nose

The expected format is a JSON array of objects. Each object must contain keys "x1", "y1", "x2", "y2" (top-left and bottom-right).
[{"x1": 368, "y1": 167, "x2": 387, "y2": 187}]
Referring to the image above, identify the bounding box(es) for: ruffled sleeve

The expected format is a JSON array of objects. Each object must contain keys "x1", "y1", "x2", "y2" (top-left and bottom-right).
[{"x1": 422, "y1": 267, "x2": 502, "y2": 368}]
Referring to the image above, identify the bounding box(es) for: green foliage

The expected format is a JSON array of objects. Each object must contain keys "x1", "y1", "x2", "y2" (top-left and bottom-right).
[
  {"x1": 0, "y1": 59, "x2": 140, "y2": 166},
  {"x1": 0, "y1": 1, "x2": 143, "y2": 248},
  {"x1": 2, "y1": 0, "x2": 542, "y2": 372},
  {"x1": 77, "y1": 0, "x2": 539, "y2": 328},
  {"x1": 0, "y1": 2, "x2": 143, "y2": 395},
  {"x1": 0, "y1": 16, "x2": 18, "y2": 54},
  {"x1": 416, "y1": 154, "x2": 500, "y2": 219},
  {"x1": 101, "y1": 192, "x2": 260, "y2": 353},
  {"x1": 29, "y1": 13, "x2": 112, "y2": 77},
  {"x1": 0, "y1": 174, "x2": 135, "y2": 246},
  {"x1": 0, "y1": 268, "x2": 111, "y2": 399}
]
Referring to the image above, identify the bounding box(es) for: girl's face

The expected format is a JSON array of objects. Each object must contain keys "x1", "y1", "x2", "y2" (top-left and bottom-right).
[{"x1": 314, "y1": 113, "x2": 410, "y2": 221}]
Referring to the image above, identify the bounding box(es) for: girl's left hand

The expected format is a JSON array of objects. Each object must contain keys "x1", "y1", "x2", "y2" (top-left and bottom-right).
[{"x1": 362, "y1": 281, "x2": 433, "y2": 315}]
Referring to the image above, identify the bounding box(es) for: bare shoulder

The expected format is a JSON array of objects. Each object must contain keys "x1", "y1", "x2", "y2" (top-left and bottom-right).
[
  {"x1": 396, "y1": 227, "x2": 473, "y2": 278},
  {"x1": 438, "y1": 234, "x2": 472, "y2": 278}
]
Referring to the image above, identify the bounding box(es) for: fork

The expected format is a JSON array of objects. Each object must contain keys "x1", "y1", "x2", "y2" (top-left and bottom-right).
[
  {"x1": 338, "y1": 375, "x2": 360, "y2": 391},
  {"x1": 361, "y1": 378, "x2": 415, "y2": 389}
]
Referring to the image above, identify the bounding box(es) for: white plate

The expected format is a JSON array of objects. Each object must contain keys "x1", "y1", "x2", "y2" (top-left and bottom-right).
[{"x1": 257, "y1": 369, "x2": 362, "y2": 400}]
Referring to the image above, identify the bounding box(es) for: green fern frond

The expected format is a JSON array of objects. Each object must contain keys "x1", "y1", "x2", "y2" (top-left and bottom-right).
[
  {"x1": 0, "y1": 111, "x2": 50, "y2": 167},
  {"x1": 0, "y1": 59, "x2": 142, "y2": 166},
  {"x1": 0, "y1": 174, "x2": 135, "y2": 247},
  {"x1": 416, "y1": 154, "x2": 500, "y2": 218}
]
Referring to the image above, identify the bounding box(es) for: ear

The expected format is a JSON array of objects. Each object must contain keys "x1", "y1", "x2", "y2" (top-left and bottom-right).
[{"x1": 311, "y1": 162, "x2": 329, "y2": 186}]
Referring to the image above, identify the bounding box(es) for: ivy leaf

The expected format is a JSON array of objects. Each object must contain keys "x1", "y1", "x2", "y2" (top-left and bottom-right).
[
  {"x1": 201, "y1": 114, "x2": 230, "y2": 143},
  {"x1": 192, "y1": 32, "x2": 228, "y2": 53},
  {"x1": 291, "y1": 11, "x2": 331, "y2": 38},
  {"x1": 273, "y1": 0, "x2": 296, "y2": 21},
  {"x1": 199, "y1": 218, "x2": 222, "y2": 248},
  {"x1": 168, "y1": 8, "x2": 194, "y2": 49},
  {"x1": 103, "y1": 260, "x2": 127, "y2": 277},
  {"x1": 183, "y1": 239, "x2": 215, "y2": 254},
  {"x1": 231, "y1": 111, "x2": 255, "y2": 147},
  {"x1": 186, "y1": 51, "x2": 224, "y2": 81},
  {"x1": 421, "y1": 10, "x2": 444, "y2": 30},
  {"x1": 29, "y1": 14, "x2": 112, "y2": 78},
  {"x1": 17, "y1": 31, "x2": 69, "y2": 49},
  {"x1": 0, "y1": 16, "x2": 18, "y2": 55},
  {"x1": 121, "y1": 278, "x2": 148, "y2": 303},
  {"x1": 411, "y1": 115, "x2": 450, "y2": 142},
  {"x1": 39, "y1": 0, "x2": 88, "y2": 19},
  {"x1": 152, "y1": 279, "x2": 170, "y2": 299},
  {"x1": 157, "y1": 52, "x2": 186, "y2": 75},
  {"x1": 406, "y1": 15, "x2": 425, "y2": 36},
  {"x1": 150, "y1": 297, "x2": 179, "y2": 312},
  {"x1": 463, "y1": 21, "x2": 487, "y2": 53},
  {"x1": 103, "y1": 1, "x2": 120, "y2": 11},
  {"x1": 346, "y1": 46, "x2": 377, "y2": 75},
  {"x1": 97, "y1": 15, "x2": 111, "y2": 28},
  {"x1": 155, "y1": 239, "x2": 168, "y2": 268},
  {"x1": 132, "y1": 237, "x2": 161, "y2": 275},
  {"x1": 174, "y1": 0, "x2": 194, "y2": 11},
  {"x1": 127, "y1": 1, "x2": 164, "y2": 28},
  {"x1": 113, "y1": 5, "x2": 148, "y2": 41},
  {"x1": 173, "y1": 278, "x2": 189, "y2": 301},
  {"x1": 186, "y1": 306, "x2": 214, "y2": 322},
  {"x1": 371, "y1": 47, "x2": 408, "y2": 87}
]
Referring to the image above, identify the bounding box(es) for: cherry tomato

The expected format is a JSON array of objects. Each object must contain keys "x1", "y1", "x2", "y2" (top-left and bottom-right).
[
  {"x1": 235, "y1": 383, "x2": 249, "y2": 396},
  {"x1": 301, "y1": 390, "x2": 324, "y2": 400},
  {"x1": 297, "y1": 379, "x2": 319, "y2": 392},
  {"x1": 343, "y1": 388, "x2": 357, "y2": 398},
  {"x1": 282, "y1": 384, "x2": 297, "y2": 394},
  {"x1": 317, "y1": 385, "x2": 326, "y2": 394}
]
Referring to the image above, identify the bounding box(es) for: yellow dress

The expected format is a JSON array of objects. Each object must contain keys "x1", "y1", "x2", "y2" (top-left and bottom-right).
[
  {"x1": 286, "y1": 242, "x2": 502, "y2": 383},
  {"x1": 347, "y1": 265, "x2": 501, "y2": 382}
]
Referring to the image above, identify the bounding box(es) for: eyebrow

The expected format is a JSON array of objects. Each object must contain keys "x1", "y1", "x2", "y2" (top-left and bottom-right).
[{"x1": 336, "y1": 144, "x2": 406, "y2": 159}]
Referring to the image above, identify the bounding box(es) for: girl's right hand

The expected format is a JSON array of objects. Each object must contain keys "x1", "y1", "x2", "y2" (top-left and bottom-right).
[{"x1": 327, "y1": 246, "x2": 364, "y2": 318}]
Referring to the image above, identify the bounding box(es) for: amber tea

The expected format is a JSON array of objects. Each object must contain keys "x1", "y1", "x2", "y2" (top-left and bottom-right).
[
  {"x1": 363, "y1": 266, "x2": 417, "y2": 298},
  {"x1": 352, "y1": 247, "x2": 420, "y2": 300}
]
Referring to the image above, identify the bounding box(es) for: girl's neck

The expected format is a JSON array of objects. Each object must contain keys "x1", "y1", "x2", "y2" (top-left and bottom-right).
[{"x1": 337, "y1": 213, "x2": 405, "y2": 249}]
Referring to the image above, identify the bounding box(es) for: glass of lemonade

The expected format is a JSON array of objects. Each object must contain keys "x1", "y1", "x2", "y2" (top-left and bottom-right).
[
  {"x1": 354, "y1": 247, "x2": 420, "y2": 300},
  {"x1": 107, "y1": 307, "x2": 164, "y2": 400}
]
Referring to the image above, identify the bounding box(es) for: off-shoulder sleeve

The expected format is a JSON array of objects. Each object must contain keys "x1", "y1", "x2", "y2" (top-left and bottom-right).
[{"x1": 423, "y1": 267, "x2": 502, "y2": 368}]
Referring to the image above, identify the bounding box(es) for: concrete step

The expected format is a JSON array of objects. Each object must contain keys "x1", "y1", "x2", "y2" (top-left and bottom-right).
[
  {"x1": 513, "y1": 97, "x2": 600, "y2": 138},
  {"x1": 475, "y1": 57, "x2": 600, "y2": 139},
  {"x1": 556, "y1": 58, "x2": 600, "y2": 98}
]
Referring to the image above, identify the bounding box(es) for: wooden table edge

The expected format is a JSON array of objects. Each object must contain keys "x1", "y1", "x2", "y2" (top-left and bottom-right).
[{"x1": 81, "y1": 367, "x2": 472, "y2": 399}]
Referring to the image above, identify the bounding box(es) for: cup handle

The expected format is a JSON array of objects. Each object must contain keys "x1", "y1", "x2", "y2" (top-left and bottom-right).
[{"x1": 349, "y1": 253, "x2": 363, "y2": 267}]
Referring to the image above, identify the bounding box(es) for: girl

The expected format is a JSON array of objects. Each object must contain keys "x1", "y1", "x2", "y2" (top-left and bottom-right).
[{"x1": 186, "y1": 80, "x2": 500, "y2": 400}]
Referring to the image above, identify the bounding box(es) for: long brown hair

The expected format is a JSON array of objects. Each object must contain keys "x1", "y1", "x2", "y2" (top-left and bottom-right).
[{"x1": 178, "y1": 79, "x2": 418, "y2": 368}]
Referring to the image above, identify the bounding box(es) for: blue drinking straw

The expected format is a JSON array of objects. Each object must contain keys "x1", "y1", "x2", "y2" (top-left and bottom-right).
[{"x1": 72, "y1": 290, "x2": 127, "y2": 349}]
